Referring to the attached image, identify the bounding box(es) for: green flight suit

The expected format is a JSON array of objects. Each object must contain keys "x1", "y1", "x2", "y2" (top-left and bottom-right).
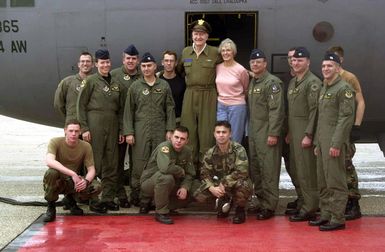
[
  {"x1": 111, "y1": 66, "x2": 141, "y2": 201},
  {"x1": 140, "y1": 141, "x2": 196, "y2": 214},
  {"x1": 194, "y1": 141, "x2": 252, "y2": 207},
  {"x1": 248, "y1": 71, "x2": 284, "y2": 211},
  {"x1": 177, "y1": 45, "x2": 220, "y2": 167},
  {"x1": 123, "y1": 77, "x2": 176, "y2": 197},
  {"x1": 287, "y1": 70, "x2": 321, "y2": 214},
  {"x1": 315, "y1": 76, "x2": 355, "y2": 224},
  {"x1": 54, "y1": 74, "x2": 85, "y2": 124},
  {"x1": 77, "y1": 72, "x2": 123, "y2": 202}
]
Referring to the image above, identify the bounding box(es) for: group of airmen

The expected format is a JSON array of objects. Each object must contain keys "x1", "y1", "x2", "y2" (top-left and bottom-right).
[{"x1": 42, "y1": 19, "x2": 365, "y2": 231}]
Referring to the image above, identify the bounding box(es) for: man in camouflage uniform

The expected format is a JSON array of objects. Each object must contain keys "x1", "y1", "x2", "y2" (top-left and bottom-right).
[
  {"x1": 328, "y1": 46, "x2": 365, "y2": 220},
  {"x1": 194, "y1": 121, "x2": 252, "y2": 224},
  {"x1": 287, "y1": 47, "x2": 321, "y2": 222},
  {"x1": 111, "y1": 44, "x2": 141, "y2": 208},
  {"x1": 247, "y1": 49, "x2": 284, "y2": 220},
  {"x1": 54, "y1": 52, "x2": 94, "y2": 124},
  {"x1": 140, "y1": 126, "x2": 195, "y2": 224},
  {"x1": 176, "y1": 19, "x2": 221, "y2": 172},
  {"x1": 43, "y1": 119, "x2": 104, "y2": 222},
  {"x1": 123, "y1": 52, "x2": 176, "y2": 206},
  {"x1": 310, "y1": 52, "x2": 355, "y2": 231},
  {"x1": 77, "y1": 49, "x2": 125, "y2": 212}
]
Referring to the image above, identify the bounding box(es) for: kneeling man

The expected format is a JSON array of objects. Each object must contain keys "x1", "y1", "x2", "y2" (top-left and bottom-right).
[
  {"x1": 140, "y1": 126, "x2": 195, "y2": 224},
  {"x1": 194, "y1": 121, "x2": 252, "y2": 224},
  {"x1": 43, "y1": 119, "x2": 103, "y2": 222}
]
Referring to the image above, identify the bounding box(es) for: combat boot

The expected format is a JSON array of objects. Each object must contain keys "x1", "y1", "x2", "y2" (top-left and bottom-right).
[
  {"x1": 233, "y1": 207, "x2": 246, "y2": 224},
  {"x1": 43, "y1": 201, "x2": 56, "y2": 222},
  {"x1": 345, "y1": 198, "x2": 362, "y2": 220},
  {"x1": 62, "y1": 194, "x2": 84, "y2": 216}
]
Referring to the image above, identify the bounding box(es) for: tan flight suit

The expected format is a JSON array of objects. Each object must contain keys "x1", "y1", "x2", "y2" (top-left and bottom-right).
[
  {"x1": 77, "y1": 72, "x2": 123, "y2": 202},
  {"x1": 248, "y1": 71, "x2": 284, "y2": 211},
  {"x1": 177, "y1": 45, "x2": 220, "y2": 169},
  {"x1": 111, "y1": 66, "x2": 141, "y2": 202},
  {"x1": 315, "y1": 76, "x2": 355, "y2": 224},
  {"x1": 140, "y1": 141, "x2": 195, "y2": 214},
  {"x1": 123, "y1": 77, "x2": 176, "y2": 199},
  {"x1": 287, "y1": 70, "x2": 321, "y2": 214},
  {"x1": 54, "y1": 74, "x2": 85, "y2": 124}
]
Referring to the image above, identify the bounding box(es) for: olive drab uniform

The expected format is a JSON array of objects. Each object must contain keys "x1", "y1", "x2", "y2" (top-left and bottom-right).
[
  {"x1": 194, "y1": 141, "x2": 252, "y2": 207},
  {"x1": 248, "y1": 71, "x2": 284, "y2": 211},
  {"x1": 54, "y1": 74, "x2": 85, "y2": 123},
  {"x1": 177, "y1": 45, "x2": 220, "y2": 168},
  {"x1": 111, "y1": 66, "x2": 141, "y2": 202},
  {"x1": 315, "y1": 76, "x2": 355, "y2": 224},
  {"x1": 123, "y1": 77, "x2": 176, "y2": 199},
  {"x1": 140, "y1": 141, "x2": 195, "y2": 214},
  {"x1": 287, "y1": 70, "x2": 321, "y2": 214},
  {"x1": 43, "y1": 137, "x2": 102, "y2": 202},
  {"x1": 76, "y1": 72, "x2": 123, "y2": 203}
]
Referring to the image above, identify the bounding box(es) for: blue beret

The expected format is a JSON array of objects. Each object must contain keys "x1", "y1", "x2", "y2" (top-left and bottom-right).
[
  {"x1": 324, "y1": 51, "x2": 341, "y2": 64},
  {"x1": 95, "y1": 49, "x2": 110, "y2": 60},
  {"x1": 124, "y1": 44, "x2": 139, "y2": 56},
  {"x1": 293, "y1": 47, "x2": 310, "y2": 58},
  {"x1": 250, "y1": 49, "x2": 266, "y2": 60},
  {"x1": 141, "y1": 52, "x2": 156, "y2": 63},
  {"x1": 191, "y1": 19, "x2": 212, "y2": 33}
]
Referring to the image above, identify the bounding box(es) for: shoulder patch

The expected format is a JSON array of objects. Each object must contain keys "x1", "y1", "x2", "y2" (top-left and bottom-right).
[
  {"x1": 310, "y1": 83, "x2": 319, "y2": 92},
  {"x1": 271, "y1": 83, "x2": 280, "y2": 93},
  {"x1": 345, "y1": 89, "x2": 353, "y2": 99},
  {"x1": 161, "y1": 146, "x2": 170, "y2": 153}
]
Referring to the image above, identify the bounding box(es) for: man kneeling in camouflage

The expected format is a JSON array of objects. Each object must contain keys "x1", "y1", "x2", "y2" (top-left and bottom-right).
[{"x1": 194, "y1": 121, "x2": 252, "y2": 224}]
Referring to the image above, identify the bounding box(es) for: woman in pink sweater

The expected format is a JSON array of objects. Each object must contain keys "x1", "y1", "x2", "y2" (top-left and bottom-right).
[{"x1": 216, "y1": 38, "x2": 249, "y2": 143}]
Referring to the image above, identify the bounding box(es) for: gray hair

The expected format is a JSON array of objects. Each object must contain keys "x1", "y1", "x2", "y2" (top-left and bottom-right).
[{"x1": 218, "y1": 38, "x2": 237, "y2": 56}]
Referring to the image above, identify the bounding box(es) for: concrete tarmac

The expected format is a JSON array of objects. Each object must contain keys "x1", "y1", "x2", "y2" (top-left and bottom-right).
[{"x1": 1, "y1": 115, "x2": 385, "y2": 249}]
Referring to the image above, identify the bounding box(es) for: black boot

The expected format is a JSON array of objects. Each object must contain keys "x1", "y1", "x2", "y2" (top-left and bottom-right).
[
  {"x1": 43, "y1": 201, "x2": 56, "y2": 222},
  {"x1": 233, "y1": 207, "x2": 246, "y2": 224},
  {"x1": 62, "y1": 195, "x2": 84, "y2": 216},
  {"x1": 345, "y1": 198, "x2": 362, "y2": 220}
]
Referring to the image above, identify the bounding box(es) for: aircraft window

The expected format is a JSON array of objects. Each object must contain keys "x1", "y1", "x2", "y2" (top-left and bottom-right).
[
  {"x1": 0, "y1": 0, "x2": 6, "y2": 8},
  {"x1": 312, "y1": 21, "x2": 334, "y2": 42},
  {"x1": 10, "y1": 0, "x2": 34, "y2": 7}
]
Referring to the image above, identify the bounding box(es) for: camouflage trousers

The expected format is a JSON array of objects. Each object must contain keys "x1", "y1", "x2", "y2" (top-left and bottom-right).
[
  {"x1": 346, "y1": 143, "x2": 360, "y2": 199},
  {"x1": 43, "y1": 169, "x2": 102, "y2": 202},
  {"x1": 194, "y1": 179, "x2": 253, "y2": 207}
]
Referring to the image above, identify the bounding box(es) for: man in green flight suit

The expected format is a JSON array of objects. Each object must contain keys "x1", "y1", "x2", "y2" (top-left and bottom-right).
[
  {"x1": 123, "y1": 52, "x2": 176, "y2": 206},
  {"x1": 310, "y1": 52, "x2": 355, "y2": 231},
  {"x1": 111, "y1": 44, "x2": 141, "y2": 208},
  {"x1": 140, "y1": 126, "x2": 195, "y2": 224},
  {"x1": 77, "y1": 49, "x2": 125, "y2": 212},
  {"x1": 194, "y1": 121, "x2": 252, "y2": 224},
  {"x1": 176, "y1": 19, "x2": 221, "y2": 173},
  {"x1": 247, "y1": 49, "x2": 284, "y2": 220},
  {"x1": 287, "y1": 47, "x2": 321, "y2": 222},
  {"x1": 54, "y1": 52, "x2": 94, "y2": 124}
]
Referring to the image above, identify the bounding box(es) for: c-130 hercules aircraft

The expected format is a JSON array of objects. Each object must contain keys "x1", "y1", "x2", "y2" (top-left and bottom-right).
[{"x1": 1, "y1": 0, "x2": 385, "y2": 154}]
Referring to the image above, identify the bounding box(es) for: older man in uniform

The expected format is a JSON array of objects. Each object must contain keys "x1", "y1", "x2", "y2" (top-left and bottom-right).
[
  {"x1": 43, "y1": 119, "x2": 104, "y2": 222},
  {"x1": 310, "y1": 52, "x2": 355, "y2": 231},
  {"x1": 194, "y1": 121, "x2": 252, "y2": 224},
  {"x1": 54, "y1": 52, "x2": 94, "y2": 123},
  {"x1": 111, "y1": 44, "x2": 141, "y2": 208},
  {"x1": 123, "y1": 52, "x2": 176, "y2": 206},
  {"x1": 328, "y1": 46, "x2": 365, "y2": 220},
  {"x1": 77, "y1": 49, "x2": 124, "y2": 212},
  {"x1": 177, "y1": 19, "x2": 221, "y2": 173},
  {"x1": 287, "y1": 47, "x2": 321, "y2": 222},
  {"x1": 248, "y1": 49, "x2": 284, "y2": 220},
  {"x1": 140, "y1": 126, "x2": 195, "y2": 224}
]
